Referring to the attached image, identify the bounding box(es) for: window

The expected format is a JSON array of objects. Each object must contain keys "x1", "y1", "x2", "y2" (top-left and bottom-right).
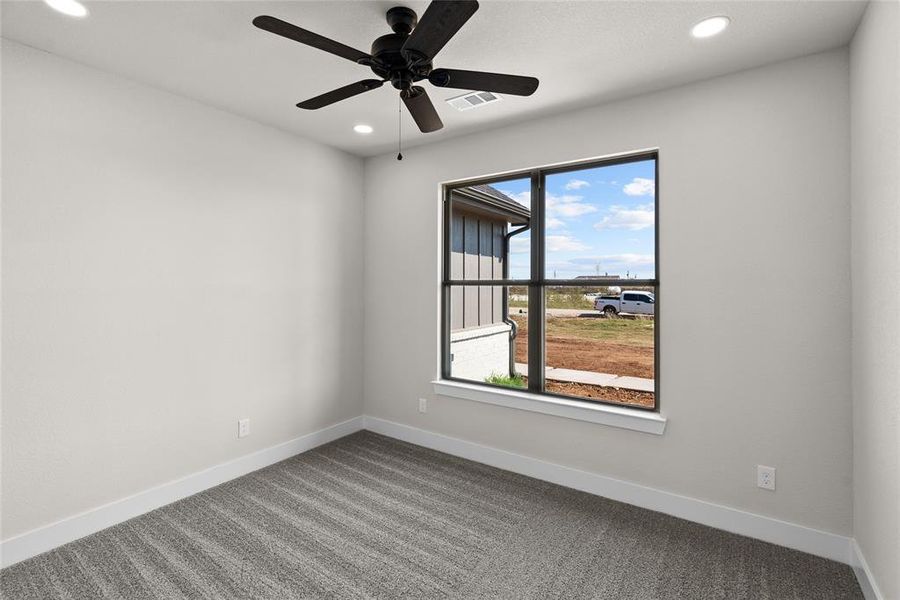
[{"x1": 441, "y1": 152, "x2": 658, "y2": 411}]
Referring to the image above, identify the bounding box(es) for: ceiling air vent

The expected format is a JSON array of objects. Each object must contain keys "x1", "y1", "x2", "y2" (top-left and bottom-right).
[{"x1": 446, "y1": 91, "x2": 503, "y2": 111}]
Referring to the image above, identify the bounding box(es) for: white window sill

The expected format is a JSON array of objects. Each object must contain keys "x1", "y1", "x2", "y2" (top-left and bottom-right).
[{"x1": 432, "y1": 380, "x2": 667, "y2": 435}]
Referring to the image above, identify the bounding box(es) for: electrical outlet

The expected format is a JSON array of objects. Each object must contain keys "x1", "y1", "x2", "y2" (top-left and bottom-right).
[
  {"x1": 418, "y1": 398, "x2": 428, "y2": 413},
  {"x1": 757, "y1": 465, "x2": 775, "y2": 490},
  {"x1": 238, "y1": 418, "x2": 250, "y2": 438}
]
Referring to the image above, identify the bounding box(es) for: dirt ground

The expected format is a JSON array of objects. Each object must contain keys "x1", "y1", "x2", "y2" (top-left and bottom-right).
[
  {"x1": 545, "y1": 381, "x2": 655, "y2": 408},
  {"x1": 511, "y1": 315, "x2": 655, "y2": 408},
  {"x1": 511, "y1": 316, "x2": 654, "y2": 379},
  {"x1": 518, "y1": 377, "x2": 655, "y2": 408}
]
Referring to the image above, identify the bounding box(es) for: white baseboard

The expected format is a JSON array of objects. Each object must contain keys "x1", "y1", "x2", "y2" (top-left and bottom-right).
[
  {"x1": 851, "y1": 540, "x2": 885, "y2": 600},
  {"x1": 363, "y1": 416, "x2": 854, "y2": 565},
  {"x1": 0, "y1": 416, "x2": 364, "y2": 568},
  {"x1": 2, "y1": 413, "x2": 868, "y2": 584}
]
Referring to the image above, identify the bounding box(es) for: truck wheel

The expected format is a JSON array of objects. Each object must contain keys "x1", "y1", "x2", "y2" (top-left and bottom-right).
[{"x1": 603, "y1": 306, "x2": 618, "y2": 316}]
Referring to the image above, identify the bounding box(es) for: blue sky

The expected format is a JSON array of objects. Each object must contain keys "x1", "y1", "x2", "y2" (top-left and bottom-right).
[{"x1": 498, "y1": 159, "x2": 656, "y2": 280}]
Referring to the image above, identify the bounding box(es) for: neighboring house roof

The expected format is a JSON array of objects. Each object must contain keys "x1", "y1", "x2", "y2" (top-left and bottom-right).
[
  {"x1": 470, "y1": 184, "x2": 519, "y2": 204},
  {"x1": 451, "y1": 184, "x2": 530, "y2": 225}
]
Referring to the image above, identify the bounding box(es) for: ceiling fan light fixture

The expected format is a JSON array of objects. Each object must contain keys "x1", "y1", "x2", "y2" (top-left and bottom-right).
[
  {"x1": 44, "y1": 0, "x2": 88, "y2": 18},
  {"x1": 691, "y1": 16, "x2": 730, "y2": 39},
  {"x1": 353, "y1": 124, "x2": 374, "y2": 134}
]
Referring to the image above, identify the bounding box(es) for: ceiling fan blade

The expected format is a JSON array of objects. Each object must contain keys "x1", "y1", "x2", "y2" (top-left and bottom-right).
[
  {"x1": 297, "y1": 80, "x2": 384, "y2": 110},
  {"x1": 401, "y1": 1, "x2": 479, "y2": 65},
  {"x1": 429, "y1": 68, "x2": 539, "y2": 96},
  {"x1": 253, "y1": 15, "x2": 371, "y2": 64},
  {"x1": 401, "y1": 86, "x2": 443, "y2": 133}
]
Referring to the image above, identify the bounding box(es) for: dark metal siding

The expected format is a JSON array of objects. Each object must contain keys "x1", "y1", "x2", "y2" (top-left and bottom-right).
[{"x1": 450, "y1": 209, "x2": 506, "y2": 330}]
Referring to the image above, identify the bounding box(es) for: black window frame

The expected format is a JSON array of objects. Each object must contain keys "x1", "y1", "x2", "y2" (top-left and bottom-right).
[{"x1": 441, "y1": 150, "x2": 660, "y2": 412}]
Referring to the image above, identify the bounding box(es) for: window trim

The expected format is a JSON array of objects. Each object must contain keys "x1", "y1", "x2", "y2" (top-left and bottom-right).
[
  {"x1": 432, "y1": 379, "x2": 667, "y2": 435},
  {"x1": 440, "y1": 150, "x2": 660, "y2": 412}
]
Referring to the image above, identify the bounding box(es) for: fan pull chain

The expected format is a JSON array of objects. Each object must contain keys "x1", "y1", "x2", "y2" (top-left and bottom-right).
[{"x1": 397, "y1": 94, "x2": 403, "y2": 161}]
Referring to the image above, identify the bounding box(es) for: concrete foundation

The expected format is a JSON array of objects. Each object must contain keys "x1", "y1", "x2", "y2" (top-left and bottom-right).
[{"x1": 449, "y1": 323, "x2": 513, "y2": 382}]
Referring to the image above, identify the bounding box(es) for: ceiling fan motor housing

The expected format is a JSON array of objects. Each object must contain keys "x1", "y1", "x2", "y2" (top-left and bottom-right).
[
  {"x1": 386, "y1": 6, "x2": 417, "y2": 34},
  {"x1": 371, "y1": 7, "x2": 432, "y2": 90}
]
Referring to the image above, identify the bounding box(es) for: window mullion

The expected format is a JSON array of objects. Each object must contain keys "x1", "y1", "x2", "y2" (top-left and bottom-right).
[
  {"x1": 441, "y1": 189, "x2": 452, "y2": 379},
  {"x1": 527, "y1": 170, "x2": 544, "y2": 393}
]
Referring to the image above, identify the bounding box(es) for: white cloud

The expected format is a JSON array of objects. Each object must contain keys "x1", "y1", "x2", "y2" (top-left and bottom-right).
[
  {"x1": 547, "y1": 193, "x2": 597, "y2": 219},
  {"x1": 546, "y1": 235, "x2": 589, "y2": 252},
  {"x1": 563, "y1": 254, "x2": 656, "y2": 276},
  {"x1": 546, "y1": 217, "x2": 565, "y2": 229},
  {"x1": 498, "y1": 189, "x2": 598, "y2": 224},
  {"x1": 594, "y1": 204, "x2": 655, "y2": 231},
  {"x1": 501, "y1": 190, "x2": 598, "y2": 220},
  {"x1": 554, "y1": 203, "x2": 598, "y2": 218},
  {"x1": 510, "y1": 233, "x2": 601, "y2": 255},
  {"x1": 549, "y1": 193, "x2": 584, "y2": 204},
  {"x1": 509, "y1": 236, "x2": 530, "y2": 254},
  {"x1": 564, "y1": 179, "x2": 590, "y2": 190},
  {"x1": 572, "y1": 253, "x2": 654, "y2": 266},
  {"x1": 623, "y1": 177, "x2": 655, "y2": 197}
]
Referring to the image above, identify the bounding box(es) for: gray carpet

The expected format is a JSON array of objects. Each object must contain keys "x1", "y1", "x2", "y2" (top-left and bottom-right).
[{"x1": 1, "y1": 431, "x2": 862, "y2": 599}]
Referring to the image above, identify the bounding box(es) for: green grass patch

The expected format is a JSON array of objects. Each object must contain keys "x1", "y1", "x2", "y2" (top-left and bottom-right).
[
  {"x1": 546, "y1": 293, "x2": 595, "y2": 310},
  {"x1": 511, "y1": 314, "x2": 654, "y2": 347},
  {"x1": 549, "y1": 317, "x2": 654, "y2": 346},
  {"x1": 485, "y1": 372, "x2": 526, "y2": 388},
  {"x1": 509, "y1": 293, "x2": 594, "y2": 310}
]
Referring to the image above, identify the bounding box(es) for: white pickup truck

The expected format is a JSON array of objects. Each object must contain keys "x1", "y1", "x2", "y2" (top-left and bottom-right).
[{"x1": 594, "y1": 291, "x2": 655, "y2": 315}]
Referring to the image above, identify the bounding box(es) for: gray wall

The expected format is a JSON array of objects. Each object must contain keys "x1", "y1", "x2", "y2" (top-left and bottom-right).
[
  {"x1": 363, "y1": 49, "x2": 852, "y2": 536},
  {"x1": 850, "y1": 1, "x2": 899, "y2": 597},
  {"x1": 1, "y1": 40, "x2": 365, "y2": 539}
]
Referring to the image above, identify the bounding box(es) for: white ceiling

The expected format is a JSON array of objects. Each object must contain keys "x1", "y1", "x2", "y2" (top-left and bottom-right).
[{"x1": 1, "y1": 0, "x2": 866, "y2": 157}]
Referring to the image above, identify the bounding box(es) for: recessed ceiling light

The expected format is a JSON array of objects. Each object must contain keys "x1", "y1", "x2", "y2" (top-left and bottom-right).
[
  {"x1": 691, "y1": 16, "x2": 730, "y2": 39},
  {"x1": 353, "y1": 124, "x2": 373, "y2": 134},
  {"x1": 44, "y1": 0, "x2": 88, "y2": 18}
]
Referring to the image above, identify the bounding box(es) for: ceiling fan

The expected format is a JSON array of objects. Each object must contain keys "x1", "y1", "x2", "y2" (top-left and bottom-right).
[{"x1": 252, "y1": 1, "x2": 539, "y2": 135}]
